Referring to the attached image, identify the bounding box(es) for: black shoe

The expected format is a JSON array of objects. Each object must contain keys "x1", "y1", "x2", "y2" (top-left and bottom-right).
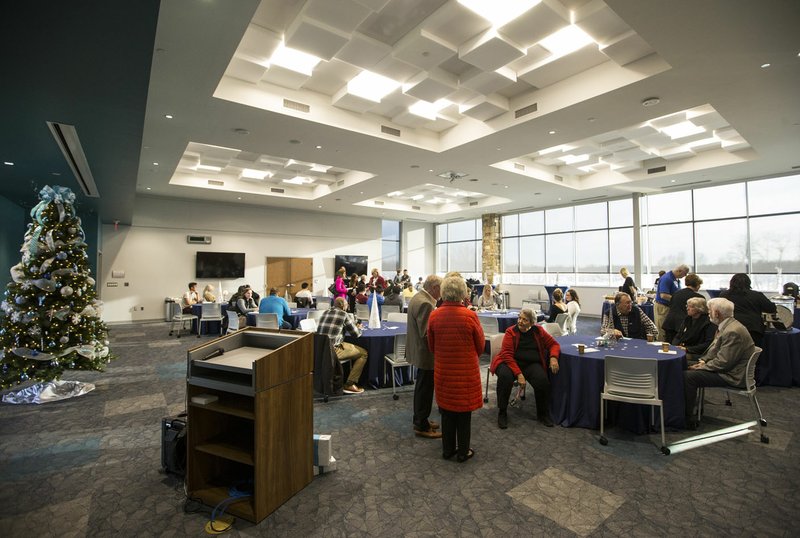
[
  {"x1": 498, "y1": 411, "x2": 508, "y2": 429},
  {"x1": 538, "y1": 415, "x2": 554, "y2": 427},
  {"x1": 685, "y1": 417, "x2": 700, "y2": 430}
]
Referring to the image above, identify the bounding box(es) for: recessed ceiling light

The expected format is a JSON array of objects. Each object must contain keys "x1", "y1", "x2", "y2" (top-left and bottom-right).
[
  {"x1": 3, "y1": 161, "x2": 13, "y2": 166},
  {"x1": 164, "y1": 114, "x2": 173, "y2": 119},
  {"x1": 146, "y1": 187, "x2": 151, "y2": 190},
  {"x1": 152, "y1": 162, "x2": 159, "y2": 166},
  {"x1": 588, "y1": 117, "x2": 596, "y2": 122},
  {"x1": 670, "y1": 179, "x2": 676, "y2": 183},
  {"x1": 761, "y1": 63, "x2": 771, "y2": 68},
  {"x1": 315, "y1": 145, "x2": 322, "y2": 149},
  {"x1": 318, "y1": 205, "x2": 322, "y2": 209},
  {"x1": 410, "y1": 164, "x2": 419, "y2": 168},
  {"x1": 233, "y1": 128, "x2": 250, "y2": 135},
  {"x1": 428, "y1": 169, "x2": 434, "y2": 172},
  {"x1": 642, "y1": 97, "x2": 660, "y2": 107},
  {"x1": 237, "y1": 197, "x2": 242, "y2": 200},
  {"x1": 51, "y1": 172, "x2": 60, "y2": 176},
  {"x1": 548, "y1": 130, "x2": 556, "y2": 135},
  {"x1": 289, "y1": 139, "x2": 301, "y2": 144},
  {"x1": 504, "y1": 185, "x2": 509, "y2": 189}
]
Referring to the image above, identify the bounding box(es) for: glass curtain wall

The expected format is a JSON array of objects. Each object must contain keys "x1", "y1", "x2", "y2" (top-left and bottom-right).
[
  {"x1": 381, "y1": 220, "x2": 401, "y2": 273},
  {"x1": 435, "y1": 219, "x2": 482, "y2": 280}
]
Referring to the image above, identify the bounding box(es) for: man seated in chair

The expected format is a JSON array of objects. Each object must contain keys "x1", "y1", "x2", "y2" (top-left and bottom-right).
[
  {"x1": 258, "y1": 287, "x2": 292, "y2": 329},
  {"x1": 601, "y1": 292, "x2": 658, "y2": 340},
  {"x1": 182, "y1": 282, "x2": 199, "y2": 314},
  {"x1": 317, "y1": 297, "x2": 368, "y2": 394},
  {"x1": 295, "y1": 282, "x2": 313, "y2": 307},
  {"x1": 683, "y1": 297, "x2": 755, "y2": 429}
]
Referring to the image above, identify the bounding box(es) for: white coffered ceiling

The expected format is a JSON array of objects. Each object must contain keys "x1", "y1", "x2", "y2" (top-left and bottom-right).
[{"x1": 5, "y1": 1, "x2": 796, "y2": 225}]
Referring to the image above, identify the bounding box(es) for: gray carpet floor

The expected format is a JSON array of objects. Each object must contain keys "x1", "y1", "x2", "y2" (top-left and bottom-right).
[{"x1": 0, "y1": 317, "x2": 797, "y2": 537}]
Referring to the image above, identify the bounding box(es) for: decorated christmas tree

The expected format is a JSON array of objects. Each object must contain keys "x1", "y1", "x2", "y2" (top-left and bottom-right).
[{"x1": 0, "y1": 185, "x2": 113, "y2": 389}]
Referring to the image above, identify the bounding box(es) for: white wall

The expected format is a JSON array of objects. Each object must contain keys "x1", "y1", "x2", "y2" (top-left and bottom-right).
[
  {"x1": 99, "y1": 196, "x2": 415, "y2": 322},
  {"x1": 402, "y1": 219, "x2": 436, "y2": 280}
]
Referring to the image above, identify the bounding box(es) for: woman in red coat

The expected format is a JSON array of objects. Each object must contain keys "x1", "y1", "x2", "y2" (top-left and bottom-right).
[
  {"x1": 428, "y1": 275, "x2": 484, "y2": 462},
  {"x1": 489, "y1": 308, "x2": 560, "y2": 429}
]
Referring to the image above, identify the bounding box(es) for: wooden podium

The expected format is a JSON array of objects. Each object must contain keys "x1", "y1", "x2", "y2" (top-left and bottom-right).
[{"x1": 185, "y1": 328, "x2": 313, "y2": 523}]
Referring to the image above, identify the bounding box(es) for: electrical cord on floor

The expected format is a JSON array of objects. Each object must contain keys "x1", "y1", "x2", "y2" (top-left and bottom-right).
[{"x1": 205, "y1": 486, "x2": 252, "y2": 535}]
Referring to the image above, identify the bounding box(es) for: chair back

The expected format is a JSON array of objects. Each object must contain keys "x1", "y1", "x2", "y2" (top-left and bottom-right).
[
  {"x1": 393, "y1": 333, "x2": 407, "y2": 360},
  {"x1": 355, "y1": 303, "x2": 369, "y2": 320},
  {"x1": 299, "y1": 318, "x2": 317, "y2": 332},
  {"x1": 226, "y1": 310, "x2": 240, "y2": 332},
  {"x1": 541, "y1": 322, "x2": 563, "y2": 337},
  {"x1": 744, "y1": 347, "x2": 762, "y2": 392},
  {"x1": 479, "y1": 315, "x2": 500, "y2": 336},
  {"x1": 387, "y1": 312, "x2": 407, "y2": 323},
  {"x1": 381, "y1": 304, "x2": 401, "y2": 320},
  {"x1": 296, "y1": 297, "x2": 311, "y2": 308},
  {"x1": 170, "y1": 302, "x2": 183, "y2": 318},
  {"x1": 200, "y1": 302, "x2": 221, "y2": 318},
  {"x1": 313, "y1": 296, "x2": 330, "y2": 309},
  {"x1": 307, "y1": 309, "x2": 326, "y2": 323},
  {"x1": 604, "y1": 355, "x2": 658, "y2": 400},
  {"x1": 554, "y1": 312, "x2": 569, "y2": 333},
  {"x1": 255, "y1": 312, "x2": 279, "y2": 329}
]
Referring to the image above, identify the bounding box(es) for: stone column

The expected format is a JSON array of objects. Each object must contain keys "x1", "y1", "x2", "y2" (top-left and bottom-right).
[{"x1": 482, "y1": 213, "x2": 500, "y2": 284}]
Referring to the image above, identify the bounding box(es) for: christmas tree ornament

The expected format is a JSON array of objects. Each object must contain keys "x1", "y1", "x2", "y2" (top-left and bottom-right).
[{"x1": 60, "y1": 286, "x2": 74, "y2": 296}]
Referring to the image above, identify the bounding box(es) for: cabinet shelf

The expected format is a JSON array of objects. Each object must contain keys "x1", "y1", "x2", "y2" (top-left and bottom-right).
[
  {"x1": 189, "y1": 400, "x2": 254, "y2": 420},
  {"x1": 195, "y1": 438, "x2": 254, "y2": 466}
]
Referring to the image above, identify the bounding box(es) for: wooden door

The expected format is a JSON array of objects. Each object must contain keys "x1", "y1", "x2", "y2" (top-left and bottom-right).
[{"x1": 266, "y1": 257, "x2": 313, "y2": 300}]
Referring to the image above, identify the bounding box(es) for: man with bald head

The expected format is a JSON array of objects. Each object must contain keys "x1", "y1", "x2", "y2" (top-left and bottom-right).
[{"x1": 407, "y1": 274, "x2": 443, "y2": 438}]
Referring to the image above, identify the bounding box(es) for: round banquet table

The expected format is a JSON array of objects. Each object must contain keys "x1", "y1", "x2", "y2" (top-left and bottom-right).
[
  {"x1": 601, "y1": 300, "x2": 654, "y2": 321},
  {"x1": 344, "y1": 321, "x2": 408, "y2": 389},
  {"x1": 757, "y1": 328, "x2": 800, "y2": 387},
  {"x1": 550, "y1": 334, "x2": 686, "y2": 433},
  {"x1": 794, "y1": 307, "x2": 800, "y2": 329}
]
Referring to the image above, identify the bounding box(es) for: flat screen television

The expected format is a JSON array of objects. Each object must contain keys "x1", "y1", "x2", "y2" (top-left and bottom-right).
[
  {"x1": 195, "y1": 252, "x2": 245, "y2": 279},
  {"x1": 334, "y1": 255, "x2": 368, "y2": 277}
]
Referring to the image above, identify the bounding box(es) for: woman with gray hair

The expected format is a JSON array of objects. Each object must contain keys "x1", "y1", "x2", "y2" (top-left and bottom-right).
[
  {"x1": 489, "y1": 307, "x2": 560, "y2": 429},
  {"x1": 671, "y1": 296, "x2": 716, "y2": 362},
  {"x1": 427, "y1": 275, "x2": 484, "y2": 462}
]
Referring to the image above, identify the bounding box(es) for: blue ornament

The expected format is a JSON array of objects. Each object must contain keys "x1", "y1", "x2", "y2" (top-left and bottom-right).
[
  {"x1": 56, "y1": 252, "x2": 68, "y2": 260},
  {"x1": 20, "y1": 373, "x2": 29, "y2": 381},
  {"x1": 15, "y1": 296, "x2": 26, "y2": 305}
]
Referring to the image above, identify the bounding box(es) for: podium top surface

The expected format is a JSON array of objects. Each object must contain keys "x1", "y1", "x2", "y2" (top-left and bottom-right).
[{"x1": 198, "y1": 346, "x2": 275, "y2": 374}]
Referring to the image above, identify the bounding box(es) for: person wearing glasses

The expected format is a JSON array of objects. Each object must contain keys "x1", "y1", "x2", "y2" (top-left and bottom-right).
[{"x1": 489, "y1": 308, "x2": 561, "y2": 429}]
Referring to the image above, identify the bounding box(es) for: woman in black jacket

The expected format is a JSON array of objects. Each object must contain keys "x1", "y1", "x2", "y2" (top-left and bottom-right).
[
  {"x1": 672, "y1": 297, "x2": 716, "y2": 363},
  {"x1": 720, "y1": 273, "x2": 776, "y2": 346}
]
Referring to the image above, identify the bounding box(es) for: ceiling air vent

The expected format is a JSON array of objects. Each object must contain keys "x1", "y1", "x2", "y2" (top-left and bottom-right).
[
  {"x1": 662, "y1": 179, "x2": 711, "y2": 190},
  {"x1": 207, "y1": 179, "x2": 224, "y2": 187},
  {"x1": 381, "y1": 125, "x2": 401, "y2": 137},
  {"x1": 46, "y1": 121, "x2": 100, "y2": 197},
  {"x1": 412, "y1": 205, "x2": 421, "y2": 210},
  {"x1": 270, "y1": 187, "x2": 285, "y2": 193},
  {"x1": 374, "y1": 200, "x2": 384, "y2": 206},
  {"x1": 554, "y1": 175, "x2": 563, "y2": 182},
  {"x1": 647, "y1": 165, "x2": 667, "y2": 174},
  {"x1": 514, "y1": 102, "x2": 538, "y2": 119},
  {"x1": 513, "y1": 162, "x2": 525, "y2": 171},
  {"x1": 573, "y1": 195, "x2": 607, "y2": 202},
  {"x1": 283, "y1": 99, "x2": 310, "y2": 113},
  {"x1": 469, "y1": 201, "x2": 479, "y2": 207},
  {"x1": 336, "y1": 180, "x2": 345, "y2": 187}
]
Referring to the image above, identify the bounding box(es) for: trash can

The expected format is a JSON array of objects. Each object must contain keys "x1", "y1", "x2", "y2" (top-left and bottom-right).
[{"x1": 165, "y1": 298, "x2": 176, "y2": 322}]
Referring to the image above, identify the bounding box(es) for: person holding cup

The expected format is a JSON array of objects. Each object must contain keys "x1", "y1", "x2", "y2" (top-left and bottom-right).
[{"x1": 489, "y1": 308, "x2": 561, "y2": 429}]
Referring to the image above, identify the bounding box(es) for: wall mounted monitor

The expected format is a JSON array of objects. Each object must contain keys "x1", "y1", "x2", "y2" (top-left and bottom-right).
[
  {"x1": 334, "y1": 255, "x2": 368, "y2": 277},
  {"x1": 196, "y1": 251, "x2": 245, "y2": 279}
]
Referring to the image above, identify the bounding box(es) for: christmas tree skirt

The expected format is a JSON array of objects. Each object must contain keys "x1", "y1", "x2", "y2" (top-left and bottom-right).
[{"x1": 1, "y1": 379, "x2": 95, "y2": 404}]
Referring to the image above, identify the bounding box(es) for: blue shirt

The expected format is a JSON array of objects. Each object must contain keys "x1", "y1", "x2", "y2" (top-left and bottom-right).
[
  {"x1": 258, "y1": 295, "x2": 292, "y2": 325},
  {"x1": 656, "y1": 270, "x2": 681, "y2": 306},
  {"x1": 367, "y1": 293, "x2": 384, "y2": 317}
]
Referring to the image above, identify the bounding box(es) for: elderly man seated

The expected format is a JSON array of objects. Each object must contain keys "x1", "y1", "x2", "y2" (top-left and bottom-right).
[
  {"x1": 601, "y1": 292, "x2": 658, "y2": 340},
  {"x1": 683, "y1": 297, "x2": 755, "y2": 429}
]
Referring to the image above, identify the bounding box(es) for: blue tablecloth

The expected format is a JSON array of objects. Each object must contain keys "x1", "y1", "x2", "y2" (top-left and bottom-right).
[
  {"x1": 550, "y1": 334, "x2": 686, "y2": 433},
  {"x1": 758, "y1": 328, "x2": 800, "y2": 387},
  {"x1": 344, "y1": 322, "x2": 408, "y2": 389},
  {"x1": 601, "y1": 300, "x2": 654, "y2": 321},
  {"x1": 246, "y1": 308, "x2": 312, "y2": 329},
  {"x1": 191, "y1": 303, "x2": 228, "y2": 335},
  {"x1": 477, "y1": 310, "x2": 522, "y2": 332},
  {"x1": 794, "y1": 307, "x2": 800, "y2": 329},
  {"x1": 544, "y1": 285, "x2": 569, "y2": 307}
]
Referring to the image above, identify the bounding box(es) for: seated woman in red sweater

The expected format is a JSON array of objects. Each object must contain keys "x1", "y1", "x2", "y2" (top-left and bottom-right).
[{"x1": 490, "y1": 307, "x2": 560, "y2": 429}]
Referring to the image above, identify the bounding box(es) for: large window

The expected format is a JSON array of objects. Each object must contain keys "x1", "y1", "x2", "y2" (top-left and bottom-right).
[
  {"x1": 500, "y1": 200, "x2": 634, "y2": 286},
  {"x1": 640, "y1": 174, "x2": 800, "y2": 289},
  {"x1": 435, "y1": 219, "x2": 481, "y2": 278},
  {"x1": 381, "y1": 220, "x2": 400, "y2": 272}
]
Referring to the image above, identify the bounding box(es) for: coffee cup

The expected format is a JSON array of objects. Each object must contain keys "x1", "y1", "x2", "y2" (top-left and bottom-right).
[
  {"x1": 661, "y1": 342, "x2": 670, "y2": 352},
  {"x1": 577, "y1": 344, "x2": 585, "y2": 354},
  {"x1": 646, "y1": 334, "x2": 654, "y2": 342}
]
